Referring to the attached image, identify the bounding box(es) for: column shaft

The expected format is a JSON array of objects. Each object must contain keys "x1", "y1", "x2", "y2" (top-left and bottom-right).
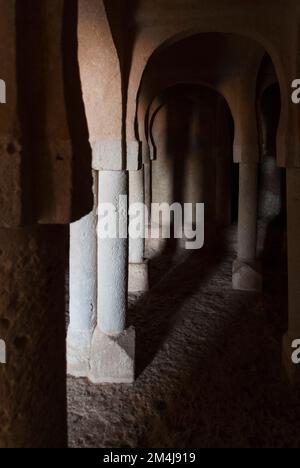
[
  {"x1": 233, "y1": 162, "x2": 262, "y2": 291},
  {"x1": 237, "y1": 162, "x2": 258, "y2": 261},
  {"x1": 89, "y1": 170, "x2": 135, "y2": 384},
  {"x1": 144, "y1": 162, "x2": 152, "y2": 228},
  {"x1": 67, "y1": 171, "x2": 98, "y2": 377},
  {"x1": 129, "y1": 168, "x2": 149, "y2": 293},
  {"x1": 216, "y1": 155, "x2": 231, "y2": 226},
  {"x1": 97, "y1": 170, "x2": 128, "y2": 335},
  {"x1": 129, "y1": 168, "x2": 145, "y2": 264}
]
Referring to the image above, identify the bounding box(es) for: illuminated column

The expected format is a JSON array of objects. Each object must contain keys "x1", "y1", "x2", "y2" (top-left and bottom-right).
[
  {"x1": 67, "y1": 171, "x2": 98, "y2": 377},
  {"x1": 89, "y1": 170, "x2": 135, "y2": 384},
  {"x1": 144, "y1": 162, "x2": 152, "y2": 224},
  {"x1": 128, "y1": 167, "x2": 149, "y2": 293}
]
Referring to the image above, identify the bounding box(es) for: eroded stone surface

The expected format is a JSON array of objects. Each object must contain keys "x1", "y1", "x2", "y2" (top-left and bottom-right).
[
  {"x1": 0, "y1": 226, "x2": 68, "y2": 448},
  {"x1": 67, "y1": 329, "x2": 93, "y2": 378},
  {"x1": 232, "y1": 259, "x2": 263, "y2": 292},
  {"x1": 0, "y1": 137, "x2": 22, "y2": 227},
  {"x1": 88, "y1": 327, "x2": 135, "y2": 384},
  {"x1": 128, "y1": 261, "x2": 149, "y2": 293}
]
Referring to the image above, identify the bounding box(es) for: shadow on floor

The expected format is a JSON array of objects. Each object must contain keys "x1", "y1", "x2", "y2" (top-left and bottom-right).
[
  {"x1": 127, "y1": 228, "x2": 229, "y2": 376},
  {"x1": 68, "y1": 221, "x2": 300, "y2": 449}
]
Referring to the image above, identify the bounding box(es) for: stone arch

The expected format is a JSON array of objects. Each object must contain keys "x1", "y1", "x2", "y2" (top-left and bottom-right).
[
  {"x1": 146, "y1": 83, "x2": 234, "y2": 237},
  {"x1": 136, "y1": 34, "x2": 269, "y2": 165},
  {"x1": 127, "y1": 28, "x2": 294, "y2": 167},
  {"x1": 147, "y1": 83, "x2": 233, "y2": 164}
]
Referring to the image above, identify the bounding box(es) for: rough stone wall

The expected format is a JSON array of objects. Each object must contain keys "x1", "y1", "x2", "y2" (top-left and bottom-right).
[
  {"x1": 0, "y1": 138, "x2": 22, "y2": 227},
  {"x1": 0, "y1": 1, "x2": 95, "y2": 447},
  {"x1": 0, "y1": 1, "x2": 93, "y2": 228},
  {"x1": 0, "y1": 226, "x2": 68, "y2": 448}
]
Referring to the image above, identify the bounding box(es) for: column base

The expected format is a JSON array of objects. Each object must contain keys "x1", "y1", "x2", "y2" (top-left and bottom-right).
[
  {"x1": 128, "y1": 260, "x2": 149, "y2": 293},
  {"x1": 88, "y1": 327, "x2": 135, "y2": 384},
  {"x1": 282, "y1": 333, "x2": 300, "y2": 386},
  {"x1": 145, "y1": 224, "x2": 168, "y2": 258},
  {"x1": 146, "y1": 238, "x2": 168, "y2": 258},
  {"x1": 67, "y1": 329, "x2": 92, "y2": 378},
  {"x1": 232, "y1": 259, "x2": 262, "y2": 292}
]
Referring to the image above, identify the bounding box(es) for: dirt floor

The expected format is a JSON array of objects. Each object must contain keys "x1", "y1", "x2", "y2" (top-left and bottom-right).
[{"x1": 68, "y1": 220, "x2": 300, "y2": 448}]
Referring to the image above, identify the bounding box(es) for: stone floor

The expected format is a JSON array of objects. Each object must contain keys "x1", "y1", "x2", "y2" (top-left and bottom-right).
[{"x1": 68, "y1": 219, "x2": 300, "y2": 448}]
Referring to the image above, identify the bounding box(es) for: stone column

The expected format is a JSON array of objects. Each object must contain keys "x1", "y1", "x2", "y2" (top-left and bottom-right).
[
  {"x1": 233, "y1": 162, "x2": 262, "y2": 291},
  {"x1": 149, "y1": 105, "x2": 173, "y2": 256},
  {"x1": 128, "y1": 167, "x2": 149, "y2": 293},
  {"x1": 258, "y1": 155, "x2": 282, "y2": 219},
  {"x1": 144, "y1": 162, "x2": 152, "y2": 259},
  {"x1": 144, "y1": 162, "x2": 152, "y2": 224},
  {"x1": 0, "y1": 225, "x2": 68, "y2": 448},
  {"x1": 67, "y1": 171, "x2": 98, "y2": 377},
  {"x1": 216, "y1": 154, "x2": 231, "y2": 226},
  {"x1": 182, "y1": 104, "x2": 205, "y2": 244},
  {"x1": 283, "y1": 168, "x2": 300, "y2": 384},
  {"x1": 89, "y1": 170, "x2": 135, "y2": 384}
]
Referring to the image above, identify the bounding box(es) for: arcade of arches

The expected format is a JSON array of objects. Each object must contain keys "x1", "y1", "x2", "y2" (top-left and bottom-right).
[{"x1": 1, "y1": 0, "x2": 300, "y2": 448}]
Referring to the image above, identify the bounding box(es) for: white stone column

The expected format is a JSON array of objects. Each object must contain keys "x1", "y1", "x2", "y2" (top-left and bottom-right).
[
  {"x1": 283, "y1": 168, "x2": 300, "y2": 384},
  {"x1": 89, "y1": 170, "x2": 135, "y2": 384},
  {"x1": 67, "y1": 171, "x2": 98, "y2": 377},
  {"x1": 233, "y1": 162, "x2": 262, "y2": 291},
  {"x1": 144, "y1": 162, "x2": 152, "y2": 225},
  {"x1": 128, "y1": 167, "x2": 149, "y2": 293}
]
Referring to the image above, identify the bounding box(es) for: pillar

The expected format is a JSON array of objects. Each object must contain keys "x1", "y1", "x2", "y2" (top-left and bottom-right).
[
  {"x1": 259, "y1": 155, "x2": 282, "y2": 219},
  {"x1": 215, "y1": 105, "x2": 232, "y2": 228},
  {"x1": 144, "y1": 162, "x2": 152, "y2": 259},
  {"x1": 144, "y1": 162, "x2": 152, "y2": 225},
  {"x1": 0, "y1": 226, "x2": 68, "y2": 448},
  {"x1": 182, "y1": 104, "x2": 205, "y2": 243},
  {"x1": 67, "y1": 171, "x2": 98, "y2": 377},
  {"x1": 233, "y1": 162, "x2": 262, "y2": 291},
  {"x1": 128, "y1": 167, "x2": 149, "y2": 293},
  {"x1": 215, "y1": 97, "x2": 232, "y2": 227},
  {"x1": 283, "y1": 168, "x2": 300, "y2": 384},
  {"x1": 89, "y1": 170, "x2": 135, "y2": 384},
  {"x1": 216, "y1": 154, "x2": 231, "y2": 226},
  {"x1": 149, "y1": 105, "x2": 173, "y2": 256}
]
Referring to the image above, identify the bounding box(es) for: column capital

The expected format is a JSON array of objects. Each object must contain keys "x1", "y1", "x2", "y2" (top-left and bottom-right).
[
  {"x1": 91, "y1": 139, "x2": 142, "y2": 171},
  {"x1": 233, "y1": 143, "x2": 260, "y2": 164}
]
